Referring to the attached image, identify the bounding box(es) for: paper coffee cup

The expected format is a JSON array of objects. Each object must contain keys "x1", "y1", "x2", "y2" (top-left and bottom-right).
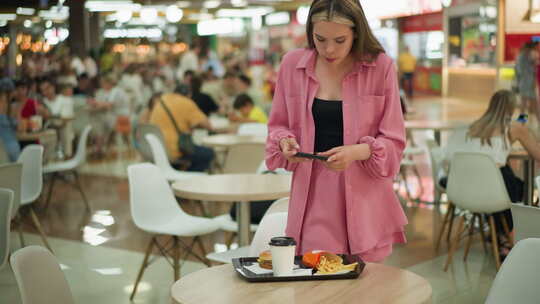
[{"x1": 269, "y1": 237, "x2": 296, "y2": 276}]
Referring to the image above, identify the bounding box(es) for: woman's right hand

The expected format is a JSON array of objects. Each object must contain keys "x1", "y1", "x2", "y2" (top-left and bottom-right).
[{"x1": 279, "y1": 137, "x2": 307, "y2": 163}]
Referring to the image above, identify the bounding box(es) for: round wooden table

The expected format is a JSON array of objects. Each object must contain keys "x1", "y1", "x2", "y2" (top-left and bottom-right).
[
  {"x1": 202, "y1": 134, "x2": 266, "y2": 148},
  {"x1": 405, "y1": 120, "x2": 466, "y2": 145},
  {"x1": 172, "y1": 174, "x2": 291, "y2": 246},
  {"x1": 171, "y1": 263, "x2": 432, "y2": 304}
]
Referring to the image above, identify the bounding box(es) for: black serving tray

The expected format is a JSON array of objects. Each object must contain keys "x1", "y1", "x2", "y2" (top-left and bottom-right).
[{"x1": 232, "y1": 254, "x2": 365, "y2": 282}]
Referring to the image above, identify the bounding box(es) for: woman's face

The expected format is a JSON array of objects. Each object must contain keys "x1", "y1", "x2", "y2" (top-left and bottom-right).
[{"x1": 312, "y1": 21, "x2": 355, "y2": 66}]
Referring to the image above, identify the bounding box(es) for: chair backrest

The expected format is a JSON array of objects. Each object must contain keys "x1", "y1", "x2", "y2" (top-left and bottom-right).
[
  {"x1": 237, "y1": 123, "x2": 268, "y2": 136},
  {"x1": 17, "y1": 145, "x2": 44, "y2": 205},
  {"x1": 135, "y1": 123, "x2": 166, "y2": 162},
  {"x1": 249, "y1": 212, "x2": 288, "y2": 256},
  {"x1": 447, "y1": 152, "x2": 512, "y2": 213},
  {"x1": 223, "y1": 143, "x2": 265, "y2": 174},
  {"x1": 511, "y1": 204, "x2": 540, "y2": 242},
  {"x1": 127, "y1": 163, "x2": 188, "y2": 231},
  {"x1": 264, "y1": 197, "x2": 289, "y2": 216},
  {"x1": 0, "y1": 188, "x2": 13, "y2": 269},
  {"x1": 0, "y1": 162, "x2": 22, "y2": 219},
  {"x1": 485, "y1": 238, "x2": 540, "y2": 304},
  {"x1": 10, "y1": 245, "x2": 74, "y2": 304},
  {"x1": 145, "y1": 133, "x2": 174, "y2": 173},
  {"x1": 72, "y1": 125, "x2": 92, "y2": 167},
  {"x1": 256, "y1": 160, "x2": 290, "y2": 175}
]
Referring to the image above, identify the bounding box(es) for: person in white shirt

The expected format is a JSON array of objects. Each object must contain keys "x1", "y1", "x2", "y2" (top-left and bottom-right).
[
  {"x1": 43, "y1": 83, "x2": 75, "y2": 157},
  {"x1": 178, "y1": 44, "x2": 200, "y2": 79},
  {"x1": 91, "y1": 74, "x2": 131, "y2": 157}
]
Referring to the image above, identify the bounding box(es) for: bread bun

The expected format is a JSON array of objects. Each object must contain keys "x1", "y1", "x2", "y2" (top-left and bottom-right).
[{"x1": 257, "y1": 250, "x2": 273, "y2": 269}]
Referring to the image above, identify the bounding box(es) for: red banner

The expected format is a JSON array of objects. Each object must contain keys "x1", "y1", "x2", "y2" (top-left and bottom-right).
[
  {"x1": 505, "y1": 33, "x2": 540, "y2": 62},
  {"x1": 401, "y1": 12, "x2": 443, "y2": 33}
]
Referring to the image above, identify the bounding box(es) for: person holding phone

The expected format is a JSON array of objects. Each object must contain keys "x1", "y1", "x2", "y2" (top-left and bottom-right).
[{"x1": 265, "y1": 0, "x2": 407, "y2": 262}]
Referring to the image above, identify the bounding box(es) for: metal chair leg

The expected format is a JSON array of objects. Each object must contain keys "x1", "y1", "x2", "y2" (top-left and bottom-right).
[{"x1": 130, "y1": 237, "x2": 155, "y2": 301}]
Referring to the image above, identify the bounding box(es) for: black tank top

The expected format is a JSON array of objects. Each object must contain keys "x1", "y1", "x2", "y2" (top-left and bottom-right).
[{"x1": 312, "y1": 98, "x2": 343, "y2": 153}]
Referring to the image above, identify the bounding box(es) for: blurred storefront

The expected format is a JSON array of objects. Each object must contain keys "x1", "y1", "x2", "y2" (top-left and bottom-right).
[
  {"x1": 399, "y1": 12, "x2": 444, "y2": 95},
  {"x1": 443, "y1": 0, "x2": 498, "y2": 100}
]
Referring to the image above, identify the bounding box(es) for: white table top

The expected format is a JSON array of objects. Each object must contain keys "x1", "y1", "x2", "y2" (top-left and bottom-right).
[
  {"x1": 201, "y1": 134, "x2": 266, "y2": 148},
  {"x1": 171, "y1": 174, "x2": 291, "y2": 202},
  {"x1": 171, "y1": 263, "x2": 432, "y2": 304},
  {"x1": 405, "y1": 120, "x2": 467, "y2": 131}
]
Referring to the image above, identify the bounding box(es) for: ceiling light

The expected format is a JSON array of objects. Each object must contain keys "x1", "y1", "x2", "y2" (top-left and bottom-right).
[
  {"x1": 116, "y1": 10, "x2": 132, "y2": 23},
  {"x1": 24, "y1": 20, "x2": 33, "y2": 28},
  {"x1": 296, "y1": 6, "x2": 309, "y2": 25},
  {"x1": 203, "y1": 1, "x2": 220, "y2": 9},
  {"x1": 17, "y1": 7, "x2": 36, "y2": 15},
  {"x1": 177, "y1": 1, "x2": 190, "y2": 8},
  {"x1": 166, "y1": 5, "x2": 183, "y2": 23},
  {"x1": 216, "y1": 7, "x2": 274, "y2": 18},
  {"x1": 140, "y1": 7, "x2": 158, "y2": 24},
  {"x1": 231, "y1": 0, "x2": 248, "y2": 7}
]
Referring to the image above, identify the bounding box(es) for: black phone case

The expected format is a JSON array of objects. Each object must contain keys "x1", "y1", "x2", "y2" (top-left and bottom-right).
[{"x1": 295, "y1": 152, "x2": 329, "y2": 161}]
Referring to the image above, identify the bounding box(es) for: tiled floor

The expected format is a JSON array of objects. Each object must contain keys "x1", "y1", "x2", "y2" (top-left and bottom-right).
[{"x1": 1, "y1": 95, "x2": 505, "y2": 303}]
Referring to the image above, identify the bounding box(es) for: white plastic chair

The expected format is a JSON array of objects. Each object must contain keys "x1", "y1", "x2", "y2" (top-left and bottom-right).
[
  {"x1": 511, "y1": 204, "x2": 540, "y2": 242},
  {"x1": 16, "y1": 145, "x2": 53, "y2": 252},
  {"x1": 10, "y1": 245, "x2": 74, "y2": 304},
  {"x1": 145, "y1": 133, "x2": 206, "y2": 181},
  {"x1": 0, "y1": 188, "x2": 13, "y2": 269},
  {"x1": 444, "y1": 152, "x2": 513, "y2": 271},
  {"x1": 0, "y1": 162, "x2": 22, "y2": 219},
  {"x1": 237, "y1": 123, "x2": 268, "y2": 136},
  {"x1": 485, "y1": 238, "x2": 540, "y2": 304},
  {"x1": 127, "y1": 163, "x2": 219, "y2": 300},
  {"x1": 248, "y1": 212, "x2": 288, "y2": 256},
  {"x1": 207, "y1": 198, "x2": 289, "y2": 264},
  {"x1": 43, "y1": 125, "x2": 92, "y2": 211},
  {"x1": 222, "y1": 142, "x2": 266, "y2": 174}
]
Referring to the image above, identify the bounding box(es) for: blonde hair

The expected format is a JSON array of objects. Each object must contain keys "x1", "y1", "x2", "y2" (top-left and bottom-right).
[
  {"x1": 306, "y1": 0, "x2": 384, "y2": 62},
  {"x1": 467, "y1": 90, "x2": 516, "y2": 148}
]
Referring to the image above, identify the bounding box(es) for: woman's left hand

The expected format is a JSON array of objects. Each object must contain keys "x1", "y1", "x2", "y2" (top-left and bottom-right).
[{"x1": 318, "y1": 144, "x2": 371, "y2": 171}]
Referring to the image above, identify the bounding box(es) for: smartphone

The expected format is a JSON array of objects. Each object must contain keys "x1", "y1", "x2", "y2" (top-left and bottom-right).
[
  {"x1": 294, "y1": 152, "x2": 329, "y2": 161},
  {"x1": 517, "y1": 113, "x2": 528, "y2": 123}
]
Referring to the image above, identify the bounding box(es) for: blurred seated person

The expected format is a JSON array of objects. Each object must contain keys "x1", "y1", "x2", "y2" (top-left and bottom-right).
[
  {"x1": 236, "y1": 74, "x2": 268, "y2": 111},
  {"x1": 46, "y1": 83, "x2": 75, "y2": 157},
  {"x1": 229, "y1": 94, "x2": 268, "y2": 124},
  {"x1": 442, "y1": 90, "x2": 540, "y2": 257},
  {"x1": 0, "y1": 78, "x2": 21, "y2": 162},
  {"x1": 73, "y1": 73, "x2": 95, "y2": 96},
  {"x1": 202, "y1": 71, "x2": 238, "y2": 114},
  {"x1": 149, "y1": 92, "x2": 215, "y2": 172},
  {"x1": 12, "y1": 79, "x2": 49, "y2": 137},
  {"x1": 190, "y1": 75, "x2": 219, "y2": 116}
]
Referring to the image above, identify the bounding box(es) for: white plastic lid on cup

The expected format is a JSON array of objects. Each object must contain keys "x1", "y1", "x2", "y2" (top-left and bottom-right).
[{"x1": 269, "y1": 237, "x2": 296, "y2": 276}]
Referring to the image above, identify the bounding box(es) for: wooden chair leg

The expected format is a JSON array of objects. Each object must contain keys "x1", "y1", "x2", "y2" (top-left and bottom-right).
[
  {"x1": 444, "y1": 215, "x2": 465, "y2": 272},
  {"x1": 195, "y1": 236, "x2": 211, "y2": 267},
  {"x1": 225, "y1": 232, "x2": 236, "y2": 248},
  {"x1": 29, "y1": 207, "x2": 54, "y2": 254},
  {"x1": 488, "y1": 215, "x2": 502, "y2": 270},
  {"x1": 44, "y1": 172, "x2": 58, "y2": 211},
  {"x1": 435, "y1": 202, "x2": 453, "y2": 252},
  {"x1": 446, "y1": 204, "x2": 457, "y2": 244},
  {"x1": 500, "y1": 216, "x2": 514, "y2": 247},
  {"x1": 130, "y1": 237, "x2": 155, "y2": 301},
  {"x1": 478, "y1": 215, "x2": 488, "y2": 253},
  {"x1": 16, "y1": 214, "x2": 25, "y2": 248},
  {"x1": 173, "y1": 236, "x2": 180, "y2": 281},
  {"x1": 73, "y1": 171, "x2": 91, "y2": 212},
  {"x1": 463, "y1": 214, "x2": 477, "y2": 262}
]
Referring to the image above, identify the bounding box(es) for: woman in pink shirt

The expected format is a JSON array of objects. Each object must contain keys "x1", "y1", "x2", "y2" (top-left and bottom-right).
[{"x1": 265, "y1": 0, "x2": 407, "y2": 262}]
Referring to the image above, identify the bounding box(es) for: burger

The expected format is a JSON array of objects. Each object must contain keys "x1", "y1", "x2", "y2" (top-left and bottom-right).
[{"x1": 257, "y1": 250, "x2": 273, "y2": 269}]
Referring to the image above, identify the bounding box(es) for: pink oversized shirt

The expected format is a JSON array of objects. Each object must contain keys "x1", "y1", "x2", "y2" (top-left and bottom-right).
[{"x1": 265, "y1": 48, "x2": 408, "y2": 256}]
